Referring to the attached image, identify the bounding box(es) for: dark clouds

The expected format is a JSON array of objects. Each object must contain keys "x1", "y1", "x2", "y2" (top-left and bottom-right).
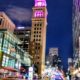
[
  {"x1": 0, "y1": 0, "x2": 33, "y2": 27},
  {"x1": 6, "y1": 6, "x2": 32, "y2": 22}
]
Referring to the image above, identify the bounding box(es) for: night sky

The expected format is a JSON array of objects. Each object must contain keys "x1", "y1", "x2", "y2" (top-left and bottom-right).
[{"x1": 0, "y1": 0, "x2": 73, "y2": 71}]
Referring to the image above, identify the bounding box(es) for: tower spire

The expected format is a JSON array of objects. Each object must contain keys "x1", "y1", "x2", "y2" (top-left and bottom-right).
[{"x1": 35, "y1": 0, "x2": 47, "y2": 7}]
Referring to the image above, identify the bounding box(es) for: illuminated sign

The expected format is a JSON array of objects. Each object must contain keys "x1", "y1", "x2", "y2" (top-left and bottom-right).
[
  {"x1": 34, "y1": 10, "x2": 44, "y2": 17},
  {"x1": 35, "y1": 0, "x2": 47, "y2": 7},
  {"x1": 28, "y1": 67, "x2": 33, "y2": 80}
]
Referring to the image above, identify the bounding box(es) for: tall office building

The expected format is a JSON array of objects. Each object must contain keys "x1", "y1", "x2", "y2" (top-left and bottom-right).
[
  {"x1": 73, "y1": 0, "x2": 80, "y2": 66},
  {"x1": 0, "y1": 12, "x2": 15, "y2": 32},
  {"x1": 31, "y1": 0, "x2": 47, "y2": 75},
  {"x1": 49, "y1": 48, "x2": 58, "y2": 56},
  {"x1": 14, "y1": 27, "x2": 31, "y2": 52},
  {"x1": 0, "y1": 12, "x2": 32, "y2": 77},
  {"x1": 46, "y1": 48, "x2": 58, "y2": 66}
]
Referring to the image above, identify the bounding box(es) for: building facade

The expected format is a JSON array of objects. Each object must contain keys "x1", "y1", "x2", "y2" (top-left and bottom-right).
[
  {"x1": 31, "y1": 0, "x2": 47, "y2": 75},
  {"x1": 46, "y1": 48, "x2": 59, "y2": 66},
  {"x1": 14, "y1": 27, "x2": 32, "y2": 74},
  {"x1": 0, "y1": 12, "x2": 15, "y2": 32},
  {"x1": 0, "y1": 29, "x2": 32, "y2": 78},
  {"x1": 14, "y1": 27, "x2": 31, "y2": 52},
  {"x1": 73, "y1": 0, "x2": 80, "y2": 67},
  {"x1": 49, "y1": 48, "x2": 58, "y2": 56},
  {"x1": 0, "y1": 29, "x2": 21, "y2": 69},
  {"x1": 0, "y1": 12, "x2": 32, "y2": 78}
]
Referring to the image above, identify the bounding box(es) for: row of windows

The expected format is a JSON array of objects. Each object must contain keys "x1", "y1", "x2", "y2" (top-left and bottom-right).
[
  {"x1": 34, "y1": 27, "x2": 42, "y2": 30},
  {"x1": 2, "y1": 39, "x2": 16, "y2": 57},
  {"x1": 35, "y1": 46, "x2": 40, "y2": 49},
  {"x1": 35, "y1": 43, "x2": 40, "y2": 45},
  {"x1": 34, "y1": 31, "x2": 41, "y2": 34},
  {"x1": 35, "y1": 9, "x2": 43, "y2": 10},
  {"x1": 35, "y1": 55, "x2": 40, "y2": 59},
  {"x1": 35, "y1": 62, "x2": 40, "y2": 65},
  {"x1": 20, "y1": 38, "x2": 29, "y2": 41},
  {"x1": 15, "y1": 32, "x2": 30, "y2": 35},
  {"x1": 5, "y1": 33, "x2": 16, "y2": 45},
  {"x1": 34, "y1": 35, "x2": 41, "y2": 37},
  {"x1": 1, "y1": 38, "x2": 25, "y2": 58},
  {"x1": 2, "y1": 55, "x2": 15, "y2": 68},
  {"x1": 34, "y1": 39, "x2": 41, "y2": 41},
  {"x1": 34, "y1": 23, "x2": 42, "y2": 27}
]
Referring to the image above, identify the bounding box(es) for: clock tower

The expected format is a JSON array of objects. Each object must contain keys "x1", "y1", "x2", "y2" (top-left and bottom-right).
[{"x1": 31, "y1": 0, "x2": 47, "y2": 75}]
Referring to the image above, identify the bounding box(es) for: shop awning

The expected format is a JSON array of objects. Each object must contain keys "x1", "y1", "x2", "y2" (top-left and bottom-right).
[{"x1": 2, "y1": 67, "x2": 17, "y2": 72}]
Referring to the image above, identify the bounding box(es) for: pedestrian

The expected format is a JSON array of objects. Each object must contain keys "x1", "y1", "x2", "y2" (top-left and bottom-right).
[{"x1": 33, "y1": 73, "x2": 38, "y2": 80}]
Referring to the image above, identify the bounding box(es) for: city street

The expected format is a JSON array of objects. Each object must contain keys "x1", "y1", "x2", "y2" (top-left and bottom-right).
[{"x1": 0, "y1": 0, "x2": 80, "y2": 79}]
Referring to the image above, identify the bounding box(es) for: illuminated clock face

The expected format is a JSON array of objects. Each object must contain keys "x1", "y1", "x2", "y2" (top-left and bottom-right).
[{"x1": 34, "y1": 10, "x2": 44, "y2": 17}]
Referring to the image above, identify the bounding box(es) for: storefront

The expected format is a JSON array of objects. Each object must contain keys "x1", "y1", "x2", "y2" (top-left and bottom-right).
[
  {"x1": 0, "y1": 30, "x2": 21, "y2": 78},
  {"x1": 0, "y1": 29, "x2": 32, "y2": 79},
  {"x1": 20, "y1": 55, "x2": 32, "y2": 79}
]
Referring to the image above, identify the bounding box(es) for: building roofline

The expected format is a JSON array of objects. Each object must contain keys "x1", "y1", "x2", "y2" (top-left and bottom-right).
[{"x1": 0, "y1": 12, "x2": 16, "y2": 29}]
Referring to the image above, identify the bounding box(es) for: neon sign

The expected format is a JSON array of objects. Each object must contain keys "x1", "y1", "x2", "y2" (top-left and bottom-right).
[{"x1": 35, "y1": 0, "x2": 47, "y2": 7}]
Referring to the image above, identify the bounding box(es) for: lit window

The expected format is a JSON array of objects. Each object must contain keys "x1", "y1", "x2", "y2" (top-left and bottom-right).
[
  {"x1": 25, "y1": 34, "x2": 29, "y2": 36},
  {"x1": 27, "y1": 31, "x2": 30, "y2": 33}
]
